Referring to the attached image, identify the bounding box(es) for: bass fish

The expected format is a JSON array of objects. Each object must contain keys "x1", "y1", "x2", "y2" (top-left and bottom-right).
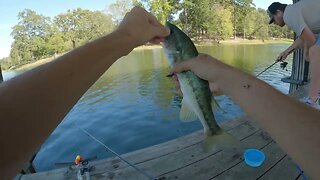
[{"x1": 163, "y1": 22, "x2": 239, "y2": 151}]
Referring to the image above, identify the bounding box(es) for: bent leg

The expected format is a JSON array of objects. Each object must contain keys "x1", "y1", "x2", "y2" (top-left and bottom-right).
[{"x1": 308, "y1": 36, "x2": 320, "y2": 101}]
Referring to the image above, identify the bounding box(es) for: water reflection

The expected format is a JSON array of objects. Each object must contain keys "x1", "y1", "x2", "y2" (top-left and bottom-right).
[{"x1": 3, "y1": 44, "x2": 291, "y2": 171}]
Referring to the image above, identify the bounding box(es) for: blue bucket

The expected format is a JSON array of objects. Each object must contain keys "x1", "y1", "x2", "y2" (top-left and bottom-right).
[{"x1": 243, "y1": 149, "x2": 265, "y2": 167}]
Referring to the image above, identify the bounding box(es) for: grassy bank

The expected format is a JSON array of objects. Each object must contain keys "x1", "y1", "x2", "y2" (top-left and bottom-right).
[
  {"x1": 14, "y1": 54, "x2": 64, "y2": 71},
  {"x1": 194, "y1": 38, "x2": 293, "y2": 45},
  {"x1": 219, "y1": 38, "x2": 293, "y2": 44}
]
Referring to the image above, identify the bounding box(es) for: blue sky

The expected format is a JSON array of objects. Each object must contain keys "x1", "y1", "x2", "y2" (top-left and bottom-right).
[{"x1": 0, "y1": 0, "x2": 292, "y2": 58}]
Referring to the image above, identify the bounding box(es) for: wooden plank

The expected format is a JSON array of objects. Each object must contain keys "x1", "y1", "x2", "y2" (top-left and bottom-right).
[
  {"x1": 105, "y1": 129, "x2": 270, "y2": 180},
  {"x1": 156, "y1": 130, "x2": 272, "y2": 180},
  {"x1": 21, "y1": 116, "x2": 251, "y2": 180},
  {"x1": 96, "y1": 120, "x2": 260, "y2": 180},
  {"x1": 295, "y1": 165, "x2": 313, "y2": 180},
  {"x1": 258, "y1": 156, "x2": 301, "y2": 180},
  {"x1": 212, "y1": 142, "x2": 295, "y2": 180},
  {"x1": 289, "y1": 84, "x2": 309, "y2": 100},
  {"x1": 20, "y1": 84, "x2": 311, "y2": 180}
]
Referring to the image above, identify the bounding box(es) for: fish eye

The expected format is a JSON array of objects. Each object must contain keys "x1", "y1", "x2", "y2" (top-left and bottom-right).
[{"x1": 176, "y1": 45, "x2": 182, "y2": 54}]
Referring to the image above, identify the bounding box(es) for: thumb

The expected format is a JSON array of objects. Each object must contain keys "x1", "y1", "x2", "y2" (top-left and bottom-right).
[
  {"x1": 153, "y1": 26, "x2": 170, "y2": 38},
  {"x1": 147, "y1": 13, "x2": 170, "y2": 37},
  {"x1": 171, "y1": 60, "x2": 192, "y2": 74}
]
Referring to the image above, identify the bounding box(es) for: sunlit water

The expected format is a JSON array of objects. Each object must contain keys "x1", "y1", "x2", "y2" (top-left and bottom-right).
[{"x1": 2, "y1": 43, "x2": 292, "y2": 171}]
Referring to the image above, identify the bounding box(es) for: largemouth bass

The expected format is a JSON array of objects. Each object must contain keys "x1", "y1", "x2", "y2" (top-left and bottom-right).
[{"x1": 163, "y1": 22, "x2": 238, "y2": 151}]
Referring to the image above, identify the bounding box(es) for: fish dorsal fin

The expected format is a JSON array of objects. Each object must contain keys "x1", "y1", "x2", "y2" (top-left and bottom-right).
[{"x1": 180, "y1": 98, "x2": 198, "y2": 122}]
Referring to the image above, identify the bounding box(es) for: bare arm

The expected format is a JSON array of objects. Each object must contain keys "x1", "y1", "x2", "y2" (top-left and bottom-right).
[
  {"x1": 299, "y1": 26, "x2": 316, "y2": 46},
  {"x1": 279, "y1": 26, "x2": 316, "y2": 61},
  {"x1": 172, "y1": 55, "x2": 320, "y2": 179},
  {"x1": 278, "y1": 38, "x2": 303, "y2": 61},
  {"x1": 0, "y1": 7, "x2": 169, "y2": 178}
]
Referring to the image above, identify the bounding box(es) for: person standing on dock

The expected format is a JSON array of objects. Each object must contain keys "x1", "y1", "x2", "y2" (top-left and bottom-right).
[{"x1": 267, "y1": 1, "x2": 320, "y2": 109}]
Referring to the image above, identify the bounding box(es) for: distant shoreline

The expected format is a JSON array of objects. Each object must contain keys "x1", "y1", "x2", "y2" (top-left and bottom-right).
[
  {"x1": 213, "y1": 38, "x2": 293, "y2": 44},
  {"x1": 5, "y1": 39, "x2": 292, "y2": 72}
]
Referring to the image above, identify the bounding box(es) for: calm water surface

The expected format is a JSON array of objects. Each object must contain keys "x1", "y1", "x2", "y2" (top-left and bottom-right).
[{"x1": 3, "y1": 43, "x2": 292, "y2": 171}]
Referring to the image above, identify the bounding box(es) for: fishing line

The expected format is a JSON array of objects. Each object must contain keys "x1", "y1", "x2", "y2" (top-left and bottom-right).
[{"x1": 76, "y1": 124, "x2": 155, "y2": 180}]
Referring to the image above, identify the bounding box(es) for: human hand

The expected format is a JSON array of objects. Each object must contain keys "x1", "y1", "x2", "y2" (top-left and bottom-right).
[
  {"x1": 117, "y1": 7, "x2": 170, "y2": 47},
  {"x1": 171, "y1": 54, "x2": 220, "y2": 81},
  {"x1": 172, "y1": 74, "x2": 222, "y2": 96},
  {"x1": 277, "y1": 50, "x2": 290, "y2": 61},
  {"x1": 171, "y1": 54, "x2": 223, "y2": 96}
]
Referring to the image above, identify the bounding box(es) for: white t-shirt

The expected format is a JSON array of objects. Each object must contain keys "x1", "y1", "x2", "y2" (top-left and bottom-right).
[{"x1": 283, "y1": 0, "x2": 320, "y2": 36}]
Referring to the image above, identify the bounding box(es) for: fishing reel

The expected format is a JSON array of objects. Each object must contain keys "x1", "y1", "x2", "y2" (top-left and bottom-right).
[
  {"x1": 280, "y1": 61, "x2": 288, "y2": 71},
  {"x1": 55, "y1": 155, "x2": 97, "y2": 180}
]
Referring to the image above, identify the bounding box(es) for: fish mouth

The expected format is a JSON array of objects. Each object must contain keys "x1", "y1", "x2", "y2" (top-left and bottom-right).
[
  {"x1": 164, "y1": 22, "x2": 176, "y2": 36},
  {"x1": 163, "y1": 22, "x2": 177, "y2": 51}
]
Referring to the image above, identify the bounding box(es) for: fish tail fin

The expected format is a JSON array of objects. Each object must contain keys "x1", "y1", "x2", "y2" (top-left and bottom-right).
[{"x1": 202, "y1": 130, "x2": 240, "y2": 152}]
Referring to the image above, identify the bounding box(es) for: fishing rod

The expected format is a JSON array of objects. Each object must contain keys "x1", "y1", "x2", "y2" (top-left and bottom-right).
[
  {"x1": 256, "y1": 60, "x2": 279, "y2": 77},
  {"x1": 256, "y1": 49, "x2": 294, "y2": 77},
  {"x1": 76, "y1": 124, "x2": 156, "y2": 180}
]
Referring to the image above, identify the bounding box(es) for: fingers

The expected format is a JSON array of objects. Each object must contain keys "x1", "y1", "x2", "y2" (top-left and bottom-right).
[
  {"x1": 121, "y1": 6, "x2": 170, "y2": 45},
  {"x1": 148, "y1": 12, "x2": 162, "y2": 26},
  {"x1": 281, "y1": 55, "x2": 287, "y2": 61},
  {"x1": 210, "y1": 82, "x2": 223, "y2": 96},
  {"x1": 277, "y1": 53, "x2": 287, "y2": 62},
  {"x1": 171, "y1": 60, "x2": 193, "y2": 74},
  {"x1": 149, "y1": 37, "x2": 164, "y2": 44},
  {"x1": 277, "y1": 53, "x2": 284, "y2": 61},
  {"x1": 172, "y1": 74, "x2": 183, "y2": 96},
  {"x1": 147, "y1": 12, "x2": 170, "y2": 38},
  {"x1": 131, "y1": 6, "x2": 146, "y2": 14},
  {"x1": 152, "y1": 25, "x2": 170, "y2": 39},
  {"x1": 176, "y1": 84, "x2": 183, "y2": 96}
]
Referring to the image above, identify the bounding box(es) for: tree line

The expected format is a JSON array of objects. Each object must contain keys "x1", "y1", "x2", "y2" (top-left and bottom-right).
[
  {"x1": 0, "y1": 0, "x2": 293, "y2": 70},
  {"x1": 1, "y1": 8, "x2": 114, "y2": 70}
]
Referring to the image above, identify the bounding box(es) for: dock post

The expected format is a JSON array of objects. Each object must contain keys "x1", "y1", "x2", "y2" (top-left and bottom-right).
[{"x1": 0, "y1": 64, "x2": 3, "y2": 83}]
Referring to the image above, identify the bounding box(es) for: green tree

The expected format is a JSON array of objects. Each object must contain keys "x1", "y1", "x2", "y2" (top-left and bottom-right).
[
  {"x1": 0, "y1": 57, "x2": 14, "y2": 70},
  {"x1": 106, "y1": 0, "x2": 132, "y2": 24},
  {"x1": 178, "y1": 0, "x2": 212, "y2": 38},
  {"x1": 148, "y1": 0, "x2": 174, "y2": 24},
  {"x1": 232, "y1": 0, "x2": 254, "y2": 38},
  {"x1": 205, "y1": 4, "x2": 233, "y2": 40},
  {"x1": 252, "y1": 9, "x2": 269, "y2": 40},
  {"x1": 54, "y1": 8, "x2": 114, "y2": 49},
  {"x1": 8, "y1": 8, "x2": 115, "y2": 68},
  {"x1": 10, "y1": 9, "x2": 51, "y2": 64}
]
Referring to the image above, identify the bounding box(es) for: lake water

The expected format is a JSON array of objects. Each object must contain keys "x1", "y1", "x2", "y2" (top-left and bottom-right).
[{"x1": 2, "y1": 43, "x2": 292, "y2": 171}]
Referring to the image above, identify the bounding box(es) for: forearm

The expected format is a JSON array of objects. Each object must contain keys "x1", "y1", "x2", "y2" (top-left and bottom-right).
[
  {"x1": 210, "y1": 59, "x2": 320, "y2": 179},
  {"x1": 286, "y1": 38, "x2": 303, "y2": 53},
  {"x1": 0, "y1": 30, "x2": 134, "y2": 178}
]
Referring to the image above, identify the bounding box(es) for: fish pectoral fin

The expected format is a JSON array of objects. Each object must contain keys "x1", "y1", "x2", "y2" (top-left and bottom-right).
[
  {"x1": 211, "y1": 98, "x2": 226, "y2": 114},
  {"x1": 180, "y1": 99, "x2": 197, "y2": 122}
]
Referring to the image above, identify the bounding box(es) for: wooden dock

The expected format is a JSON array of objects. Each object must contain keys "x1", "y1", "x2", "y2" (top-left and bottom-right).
[{"x1": 19, "y1": 86, "x2": 311, "y2": 180}]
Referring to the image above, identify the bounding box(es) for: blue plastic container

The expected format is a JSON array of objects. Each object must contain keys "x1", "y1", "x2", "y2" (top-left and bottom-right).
[{"x1": 243, "y1": 149, "x2": 265, "y2": 167}]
